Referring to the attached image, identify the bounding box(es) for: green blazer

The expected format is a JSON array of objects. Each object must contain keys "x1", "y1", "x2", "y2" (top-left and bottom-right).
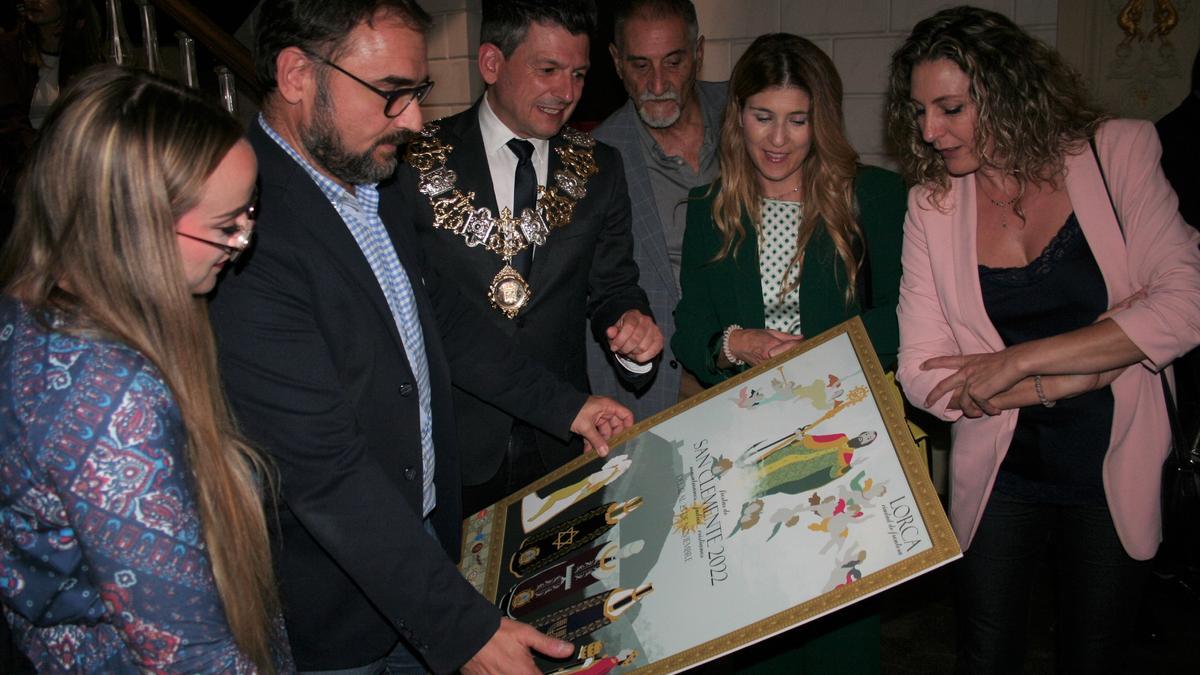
[{"x1": 672, "y1": 165, "x2": 907, "y2": 387}]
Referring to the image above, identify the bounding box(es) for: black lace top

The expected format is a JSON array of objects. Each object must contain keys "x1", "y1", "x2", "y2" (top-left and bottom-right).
[{"x1": 978, "y1": 213, "x2": 1113, "y2": 504}]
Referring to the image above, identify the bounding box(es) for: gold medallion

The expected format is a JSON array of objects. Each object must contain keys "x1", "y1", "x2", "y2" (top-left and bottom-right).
[
  {"x1": 407, "y1": 123, "x2": 598, "y2": 319},
  {"x1": 489, "y1": 264, "x2": 531, "y2": 319}
]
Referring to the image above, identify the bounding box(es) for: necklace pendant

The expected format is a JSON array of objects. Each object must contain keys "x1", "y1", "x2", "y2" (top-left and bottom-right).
[
  {"x1": 490, "y1": 263, "x2": 532, "y2": 319},
  {"x1": 409, "y1": 123, "x2": 599, "y2": 321}
]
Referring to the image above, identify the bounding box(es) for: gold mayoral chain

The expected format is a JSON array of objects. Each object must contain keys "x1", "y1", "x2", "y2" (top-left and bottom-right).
[{"x1": 406, "y1": 123, "x2": 598, "y2": 319}]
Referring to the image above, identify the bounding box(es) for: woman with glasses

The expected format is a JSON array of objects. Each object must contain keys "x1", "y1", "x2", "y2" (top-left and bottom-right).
[{"x1": 0, "y1": 66, "x2": 289, "y2": 672}]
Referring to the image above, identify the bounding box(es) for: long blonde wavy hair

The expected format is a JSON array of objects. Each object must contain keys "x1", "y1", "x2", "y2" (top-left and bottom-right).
[
  {"x1": 711, "y1": 33, "x2": 864, "y2": 302},
  {"x1": 1, "y1": 67, "x2": 280, "y2": 671},
  {"x1": 885, "y1": 6, "x2": 1106, "y2": 205}
]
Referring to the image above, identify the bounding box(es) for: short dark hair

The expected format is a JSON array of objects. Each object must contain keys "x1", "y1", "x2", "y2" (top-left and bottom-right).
[
  {"x1": 612, "y1": 0, "x2": 698, "y2": 51},
  {"x1": 255, "y1": 0, "x2": 432, "y2": 92},
  {"x1": 480, "y1": 0, "x2": 597, "y2": 58}
]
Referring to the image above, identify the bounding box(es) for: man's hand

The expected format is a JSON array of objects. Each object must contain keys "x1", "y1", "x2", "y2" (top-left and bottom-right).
[
  {"x1": 461, "y1": 618, "x2": 574, "y2": 675},
  {"x1": 605, "y1": 310, "x2": 663, "y2": 363},
  {"x1": 570, "y1": 395, "x2": 635, "y2": 457}
]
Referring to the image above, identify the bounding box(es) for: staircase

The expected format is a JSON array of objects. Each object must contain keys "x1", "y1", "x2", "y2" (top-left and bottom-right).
[{"x1": 102, "y1": 0, "x2": 260, "y2": 122}]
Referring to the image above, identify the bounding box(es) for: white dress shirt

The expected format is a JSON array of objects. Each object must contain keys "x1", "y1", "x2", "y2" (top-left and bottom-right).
[
  {"x1": 475, "y1": 93, "x2": 651, "y2": 373},
  {"x1": 478, "y1": 94, "x2": 551, "y2": 213}
]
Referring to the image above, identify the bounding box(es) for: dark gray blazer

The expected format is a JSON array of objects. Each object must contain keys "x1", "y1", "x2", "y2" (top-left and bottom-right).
[{"x1": 588, "y1": 80, "x2": 729, "y2": 419}]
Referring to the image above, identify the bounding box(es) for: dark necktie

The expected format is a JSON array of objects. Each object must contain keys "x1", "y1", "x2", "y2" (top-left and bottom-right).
[{"x1": 506, "y1": 138, "x2": 536, "y2": 277}]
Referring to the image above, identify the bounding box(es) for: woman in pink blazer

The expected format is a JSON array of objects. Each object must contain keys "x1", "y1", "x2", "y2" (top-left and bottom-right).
[{"x1": 886, "y1": 7, "x2": 1200, "y2": 674}]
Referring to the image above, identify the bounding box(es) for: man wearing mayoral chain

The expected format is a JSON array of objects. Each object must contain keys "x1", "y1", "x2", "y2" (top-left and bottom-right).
[{"x1": 395, "y1": 0, "x2": 663, "y2": 513}]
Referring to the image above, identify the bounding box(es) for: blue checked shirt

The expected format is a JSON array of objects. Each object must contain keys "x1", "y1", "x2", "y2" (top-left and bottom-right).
[{"x1": 259, "y1": 116, "x2": 437, "y2": 516}]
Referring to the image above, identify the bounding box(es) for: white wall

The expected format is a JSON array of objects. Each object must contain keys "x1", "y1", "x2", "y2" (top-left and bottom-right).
[
  {"x1": 420, "y1": 0, "x2": 484, "y2": 122},
  {"x1": 694, "y1": 0, "x2": 1057, "y2": 167},
  {"x1": 423, "y1": 1, "x2": 1056, "y2": 167}
]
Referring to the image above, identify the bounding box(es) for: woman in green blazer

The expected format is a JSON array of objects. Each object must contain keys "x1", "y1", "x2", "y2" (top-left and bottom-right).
[
  {"x1": 670, "y1": 33, "x2": 907, "y2": 674},
  {"x1": 673, "y1": 34, "x2": 907, "y2": 389}
]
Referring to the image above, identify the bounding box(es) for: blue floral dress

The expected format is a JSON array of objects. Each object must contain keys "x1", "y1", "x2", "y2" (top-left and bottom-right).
[{"x1": 0, "y1": 297, "x2": 290, "y2": 673}]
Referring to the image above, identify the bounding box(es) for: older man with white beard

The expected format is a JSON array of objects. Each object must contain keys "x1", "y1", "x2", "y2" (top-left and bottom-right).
[{"x1": 588, "y1": 0, "x2": 727, "y2": 416}]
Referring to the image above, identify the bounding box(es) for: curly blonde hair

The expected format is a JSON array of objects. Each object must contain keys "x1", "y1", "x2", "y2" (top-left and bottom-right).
[{"x1": 885, "y1": 5, "x2": 1106, "y2": 202}]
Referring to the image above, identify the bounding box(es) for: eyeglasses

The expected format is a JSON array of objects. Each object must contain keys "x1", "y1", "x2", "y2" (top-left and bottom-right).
[
  {"x1": 308, "y1": 53, "x2": 435, "y2": 118},
  {"x1": 176, "y1": 192, "x2": 257, "y2": 263},
  {"x1": 176, "y1": 227, "x2": 253, "y2": 262}
]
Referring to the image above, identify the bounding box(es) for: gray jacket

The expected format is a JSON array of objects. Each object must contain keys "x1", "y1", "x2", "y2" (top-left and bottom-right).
[{"x1": 588, "y1": 80, "x2": 728, "y2": 419}]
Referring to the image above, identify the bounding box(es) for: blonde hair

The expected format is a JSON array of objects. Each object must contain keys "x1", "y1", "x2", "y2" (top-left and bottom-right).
[
  {"x1": 711, "y1": 33, "x2": 863, "y2": 302},
  {"x1": 886, "y1": 5, "x2": 1105, "y2": 203},
  {"x1": 1, "y1": 66, "x2": 280, "y2": 671}
]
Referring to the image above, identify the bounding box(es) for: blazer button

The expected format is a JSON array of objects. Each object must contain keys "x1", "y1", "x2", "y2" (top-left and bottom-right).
[
  {"x1": 669, "y1": 359, "x2": 678, "y2": 369},
  {"x1": 398, "y1": 382, "x2": 414, "y2": 396},
  {"x1": 403, "y1": 467, "x2": 417, "y2": 480}
]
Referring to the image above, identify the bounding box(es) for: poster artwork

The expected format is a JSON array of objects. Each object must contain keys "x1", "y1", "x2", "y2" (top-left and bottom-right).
[{"x1": 459, "y1": 318, "x2": 961, "y2": 674}]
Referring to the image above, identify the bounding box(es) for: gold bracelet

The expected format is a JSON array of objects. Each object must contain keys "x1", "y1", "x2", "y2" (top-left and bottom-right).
[{"x1": 1034, "y1": 375, "x2": 1056, "y2": 408}]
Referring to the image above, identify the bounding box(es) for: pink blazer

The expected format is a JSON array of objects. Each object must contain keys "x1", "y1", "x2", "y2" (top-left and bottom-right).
[{"x1": 897, "y1": 119, "x2": 1200, "y2": 560}]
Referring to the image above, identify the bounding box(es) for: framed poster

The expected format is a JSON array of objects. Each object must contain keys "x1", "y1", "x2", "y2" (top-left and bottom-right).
[{"x1": 460, "y1": 317, "x2": 961, "y2": 674}]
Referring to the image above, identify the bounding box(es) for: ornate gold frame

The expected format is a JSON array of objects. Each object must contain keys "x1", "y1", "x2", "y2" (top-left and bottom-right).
[{"x1": 460, "y1": 317, "x2": 961, "y2": 674}]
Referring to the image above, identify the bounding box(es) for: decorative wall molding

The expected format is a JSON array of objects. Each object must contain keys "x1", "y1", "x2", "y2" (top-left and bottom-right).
[{"x1": 1058, "y1": 0, "x2": 1198, "y2": 121}]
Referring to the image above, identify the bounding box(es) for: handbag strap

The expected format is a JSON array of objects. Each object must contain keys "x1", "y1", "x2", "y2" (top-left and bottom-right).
[
  {"x1": 1089, "y1": 138, "x2": 1192, "y2": 465},
  {"x1": 1160, "y1": 372, "x2": 1191, "y2": 465},
  {"x1": 1089, "y1": 138, "x2": 1125, "y2": 242}
]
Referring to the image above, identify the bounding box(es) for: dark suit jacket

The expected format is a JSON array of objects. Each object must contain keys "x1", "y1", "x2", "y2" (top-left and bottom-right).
[
  {"x1": 209, "y1": 122, "x2": 586, "y2": 673},
  {"x1": 391, "y1": 103, "x2": 652, "y2": 485}
]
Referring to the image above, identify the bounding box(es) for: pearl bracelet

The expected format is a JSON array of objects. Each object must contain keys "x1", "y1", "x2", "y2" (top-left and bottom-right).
[
  {"x1": 722, "y1": 324, "x2": 745, "y2": 367},
  {"x1": 1034, "y1": 375, "x2": 1056, "y2": 408}
]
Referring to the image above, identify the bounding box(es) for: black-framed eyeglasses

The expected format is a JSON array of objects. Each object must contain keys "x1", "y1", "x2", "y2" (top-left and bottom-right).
[{"x1": 308, "y1": 53, "x2": 435, "y2": 118}]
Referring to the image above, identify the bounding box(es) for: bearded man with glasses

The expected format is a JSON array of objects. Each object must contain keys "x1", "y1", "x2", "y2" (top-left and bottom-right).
[{"x1": 209, "y1": 1, "x2": 634, "y2": 673}]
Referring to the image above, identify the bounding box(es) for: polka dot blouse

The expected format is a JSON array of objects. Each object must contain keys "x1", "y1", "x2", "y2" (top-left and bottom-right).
[{"x1": 758, "y1": 198, "x2": 804, "y2": 335}]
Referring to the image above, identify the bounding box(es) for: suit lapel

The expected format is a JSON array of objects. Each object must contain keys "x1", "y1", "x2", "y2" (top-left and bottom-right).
[
  {"x1": 609, "y1": 103, "x2": 675, "y2": 295},
  {"x1": 446, "y1": 105, "x2": 499, "y2": 215},
  {"x1": 735, "y1": 210, "x2": 767, "y2": 328},
  {"x1": 530, "y1": 133, "x2": 575, "y2": 286},
  {"x1": 1064, "y1": 140, "x2": 1132, "y2": 305},
  {"x1": 250, "y1": 125, "x2": 409, "y2": 357},
  {"x1": 379, "y1": 190, "x2": 449, "y2": 376},
  {"x1": 947, "y1": 177, "x2": 1005, "y2": 351},
  {"x1": 441, "y1": 106, "x2": 515, "y2": 295}
]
